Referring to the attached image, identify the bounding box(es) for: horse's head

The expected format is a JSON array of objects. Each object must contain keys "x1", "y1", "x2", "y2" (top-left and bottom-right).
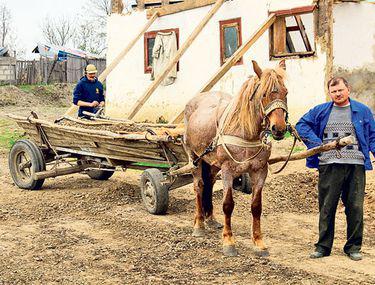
[{"x1": 252, "y1": 60, "x2": 288, "y2": 140}]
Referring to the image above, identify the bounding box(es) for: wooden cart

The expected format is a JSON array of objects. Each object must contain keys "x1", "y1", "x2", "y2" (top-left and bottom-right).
[{"x1": 8, "y1": 113, "x2": 250, "y2": 215}]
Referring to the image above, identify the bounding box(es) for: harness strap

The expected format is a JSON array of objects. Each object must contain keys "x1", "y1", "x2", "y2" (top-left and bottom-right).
[
  {"x1": 217, "y1": 134, "x2": 270, "y2": 164},
  {"x1": 217, "y1": 135, "x2": 264, "y2": 148}
]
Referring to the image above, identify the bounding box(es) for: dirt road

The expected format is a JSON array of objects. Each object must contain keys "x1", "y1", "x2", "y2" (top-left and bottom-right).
[
  {"x1": 0, "y1": 88, "x2": 374, "y2": 284},
  {"x1": 1, "y1": 151, "x2": 374, "y2": 284}
]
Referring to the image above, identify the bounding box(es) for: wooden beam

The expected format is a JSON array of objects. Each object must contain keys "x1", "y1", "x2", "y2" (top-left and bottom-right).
[
  {"x1": 98, "y1": 12, "x2": 159, "y2": 83},
  {"x1": 270, "y1": 5, "x2": 316, "y2": 17},
  {"x1": 171, "y1": 13, "x2": 276, "y2": 124},
  {"x1": 33, "y1": 163, "x2": 96, "y2": 180},
  {"x1": 273, "y1": 16, "x2": 286, "y2": 55},
  {"x1": 147, "y1": 0, "x2": 217, "y2": 18},
  {"x1": 294, "y1": 15, "x2": 312, "y2": 51},
  {"x1": 127, "y1": 0, "x2": 225, "y2": 120},
  {"x1": 62, "y1": 12, "x2": 159, "y2": 118},
  {"x1": 268, "y1": 136, "x2": 355, "y2": 165}
]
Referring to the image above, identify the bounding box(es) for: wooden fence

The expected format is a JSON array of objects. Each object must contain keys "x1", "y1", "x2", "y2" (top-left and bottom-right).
[{"x1": 16, "y1": 56, "x2": 106, "y2": 85}]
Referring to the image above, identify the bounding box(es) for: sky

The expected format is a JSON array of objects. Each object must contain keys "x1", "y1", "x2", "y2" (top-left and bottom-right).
[{"x1": 5, "y1": 0, "x2": 89, "y2": 59}]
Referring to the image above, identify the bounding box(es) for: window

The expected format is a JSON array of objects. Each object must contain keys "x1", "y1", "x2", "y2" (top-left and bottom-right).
[
  {"x1": 144, "y1": 28, "x2": 179, "y2": 74},
  {"x1": 219, "y1": 18, "x2": 243, "y2": 66},
  {"x1": 269, "y1": 5, "x2": 316, "y2": 59}
]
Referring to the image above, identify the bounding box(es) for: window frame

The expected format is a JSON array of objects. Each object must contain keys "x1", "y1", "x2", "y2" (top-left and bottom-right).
[
  {"x1": 219, "y1": 17, "x2": 243, "y2": 66},
  {"x1": 143, "y1": 28, "x2": 179, "y2": 74},
  {"x1": 269, "y1": 5, "x2": 316, "y2": 60}
]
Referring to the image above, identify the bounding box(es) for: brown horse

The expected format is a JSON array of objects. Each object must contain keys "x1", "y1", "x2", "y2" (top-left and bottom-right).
[{"x1": 184, "y1": 60, "x2": 288, "y2": 256}]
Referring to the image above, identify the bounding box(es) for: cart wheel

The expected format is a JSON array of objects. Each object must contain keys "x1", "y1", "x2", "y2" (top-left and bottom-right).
[
  {"x1": 233, "y1": 173, "x2": 252, "y2": 194},
  {"x1": 87, "y1": 168, "x2": 115, "y2": 180},
  {"x1": 8, "y1": 139, "x2": 46, "y2": 190},
  {"x1": 140, "y1": 168, "x2": 169, "y2": 215}
]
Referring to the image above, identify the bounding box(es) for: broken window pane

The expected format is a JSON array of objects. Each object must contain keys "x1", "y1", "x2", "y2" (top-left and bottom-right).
[
  {"x1": 224, "y1": 26, "x2": 238, "y2": 59},
  {"x1": 147, "y1": 38, "x2": 155, "y2": 67}
]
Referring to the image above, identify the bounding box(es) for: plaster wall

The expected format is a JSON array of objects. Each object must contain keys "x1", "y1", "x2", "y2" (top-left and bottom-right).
[
  {"x1": 333, "y1": 2, "x2": 375, "y2": 113},
  {"x1": 106, "y1": 0, "x2": 327, "y2": 123}
]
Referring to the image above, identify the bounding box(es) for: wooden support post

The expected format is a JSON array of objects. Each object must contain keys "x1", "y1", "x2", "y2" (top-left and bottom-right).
[
  {"x1": 98, "y1": 12, "x2": 159, "y2": 83},
  {"x1": 63, "y1": 12, "x2": 159, "y2": 118},
  {"x1": 170, "y1": 13, "x2": 276, "y2": 124},
  {"x1": 127, "y1": 0, "x2": 225, "y2": 120}
]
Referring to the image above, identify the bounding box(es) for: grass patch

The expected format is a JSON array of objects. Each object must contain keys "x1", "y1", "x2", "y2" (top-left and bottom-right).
[
  {"x1": 292, "y1": 145, "x2": 305, "y2": 153},
  {"x1": 0, "y1": 118, "x2": 25, "y2": 149},
  {"x1": 0, "y1": 129, "x2": 25, "y2": 149}
]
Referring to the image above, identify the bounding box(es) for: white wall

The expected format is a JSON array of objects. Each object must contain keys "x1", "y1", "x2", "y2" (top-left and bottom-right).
[
  {"x1": 333, "y1": 2, "x2": 375, "y2": 71},
  {"x1": 106, "y1": 0, "x2": 327, "y2": 123}
]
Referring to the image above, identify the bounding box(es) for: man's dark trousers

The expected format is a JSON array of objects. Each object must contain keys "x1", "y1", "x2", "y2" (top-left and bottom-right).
[{"x1": 316, "y1": 164, "x2": 365, "y2": 255}]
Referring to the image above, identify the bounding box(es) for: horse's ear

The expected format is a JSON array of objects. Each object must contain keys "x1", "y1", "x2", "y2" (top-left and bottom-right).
[
  {"x1": 279, "y1": 59, "x2": 286, "y2": 70},
  {"x1": 252, "y1": 60, "x2": 262, "y2": 79}
]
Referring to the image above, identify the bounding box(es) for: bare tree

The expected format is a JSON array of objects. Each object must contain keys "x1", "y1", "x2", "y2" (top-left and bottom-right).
[
  {"x1": 0, "y1": 2, "x2": 12, "y2": 47},
  {"x1": 87, "y1": 0, "x2": 112, "y2": 19},
  {"x1": 41, "y1": 16, "x2": 76, "y2": 46},
  {"x1": 74, "y1": 0, "x2": 112, "y2": 55},
  {"x1": 75, "y1": 19, "x2": 106, "y2": 55}
]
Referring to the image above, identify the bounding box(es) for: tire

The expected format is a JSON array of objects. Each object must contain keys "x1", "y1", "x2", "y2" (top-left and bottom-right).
[
  {"x1": 233, "y1": 173, "x2": 252, "y2": 194},
  {"x1": 140, "y1": 168, "x2": 169, "y2": 215},
  {"x1": 87, "y1": 168, "x2": 115, "y2": 180},
  {"x1": 8, "y1": 139, "x2": 46, "y2": 190}
]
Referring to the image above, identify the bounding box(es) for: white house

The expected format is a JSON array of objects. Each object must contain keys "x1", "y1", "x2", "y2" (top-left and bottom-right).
[
  {"x1": 105, "y1": 0, "x2": 336, "y2": 123},
  {"x1": 333, "y1": 0, "x2": 375, "y2": 113}
]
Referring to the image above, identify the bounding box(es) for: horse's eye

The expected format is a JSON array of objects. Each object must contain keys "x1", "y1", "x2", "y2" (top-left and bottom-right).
[{"x1": 272, "y1": 86, "x2": 279, "y2": 93}]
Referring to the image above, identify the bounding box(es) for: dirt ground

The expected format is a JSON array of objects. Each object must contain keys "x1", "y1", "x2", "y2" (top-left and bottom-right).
[{"x1": 0, "y1": 86, "x2": 374, "y2": 284}]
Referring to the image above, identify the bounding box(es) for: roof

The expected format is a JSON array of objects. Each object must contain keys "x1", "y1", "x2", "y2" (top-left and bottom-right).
[
  {"x1": 0, "y1": 47, "x2": 9, "y2": 57},
  {"x1": 32, "y1": 43, "x2": 102, "y2": 61}
]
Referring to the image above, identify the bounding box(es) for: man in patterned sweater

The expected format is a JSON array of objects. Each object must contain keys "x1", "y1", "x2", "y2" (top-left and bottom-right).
[{"x1": 296, "y1": 77, "x2": 375, "y2": 261}]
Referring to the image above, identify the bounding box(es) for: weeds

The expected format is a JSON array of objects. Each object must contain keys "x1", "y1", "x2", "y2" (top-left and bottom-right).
[{"x1": 0, "y1": 119, "x2": 25, "y2": 149}]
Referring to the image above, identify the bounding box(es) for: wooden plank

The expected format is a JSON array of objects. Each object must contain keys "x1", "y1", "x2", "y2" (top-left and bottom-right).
[
  {"x1": 270, "y1": 5, "x2": 316, "y2": 17},
  {"x1": 170, "y1": 13, "x2": 276, "y2": 123},
  {"x1": 98, "y1": 12, "x2": 158, "y2": 83},
  {"x1": 128, "y1": 0, "x2": 225, "y2": 120},
  {"x1": 147, "y1": 0, "x2": 216, "y2": 18},
  {"x1": 273, "y1": 16, "x2": 286, "y2": 55},
  {"x1": 294, "y1": 15, "x2": 312, "y2": 51},
  {"x1": 271, "y1": 51, "x2": 315, "y2": 58},
  {"x1": 55, "y1": 147, "x2": 169, "y2": 164}
]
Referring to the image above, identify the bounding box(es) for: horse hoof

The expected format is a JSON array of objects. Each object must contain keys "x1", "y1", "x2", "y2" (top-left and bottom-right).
[
  {"x1": 223, "y1": 245, "x2": 238, "y2": 257},
  {"x1": 192, "y1": 228, "x2": 205, "y2": 237},
  {"x1": 205, "y1": 219, "x2": 223, "y2": 230},
  {"x1": 255, "y1": 249, "x2": 270, "y2": 257}
]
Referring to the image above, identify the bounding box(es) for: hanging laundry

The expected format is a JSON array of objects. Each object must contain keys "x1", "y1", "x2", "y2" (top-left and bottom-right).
[{"x1": 151, "y1": 31, "x2": 178, "y2": 86}]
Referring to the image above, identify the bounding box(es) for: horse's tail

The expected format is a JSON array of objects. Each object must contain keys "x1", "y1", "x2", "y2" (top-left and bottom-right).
[{"x1": 201, "y1": 160, "x2": 213, "y2": 216}]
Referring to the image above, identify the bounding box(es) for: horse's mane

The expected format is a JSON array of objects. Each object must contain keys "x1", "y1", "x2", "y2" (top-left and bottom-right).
[{"x1": 223, "y1": 67, "x2": 286, "y2": 137}]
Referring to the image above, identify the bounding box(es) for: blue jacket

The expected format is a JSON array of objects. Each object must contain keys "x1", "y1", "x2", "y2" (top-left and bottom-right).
[
  {"x1": 296, "y1": 99, "x2": 375, "y2": 170},
  {"x1": 73, "y1": 76, "x2": 104, "y2": 117}
]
